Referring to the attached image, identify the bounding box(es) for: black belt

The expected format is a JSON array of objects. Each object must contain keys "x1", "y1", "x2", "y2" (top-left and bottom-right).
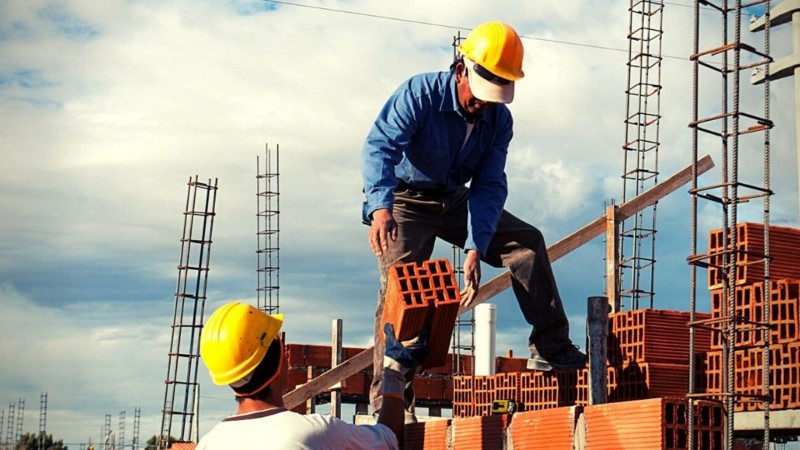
[{"x1": 396, "y1": 181, "x2": 447, "y2": 196}]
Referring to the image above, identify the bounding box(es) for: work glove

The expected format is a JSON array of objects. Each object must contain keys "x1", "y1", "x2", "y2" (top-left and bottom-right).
[
  {"x1": 460, "y1": 281, "x2": 479, "y2": 308},
  {"x1": 381, "y1": 323, "x2": 429, "y2": 400}
]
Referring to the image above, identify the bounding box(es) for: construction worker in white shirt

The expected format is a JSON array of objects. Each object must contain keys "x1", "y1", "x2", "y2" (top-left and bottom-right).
[{"x1": 196, "y1": 301, "x2": 429, "y2": 450}]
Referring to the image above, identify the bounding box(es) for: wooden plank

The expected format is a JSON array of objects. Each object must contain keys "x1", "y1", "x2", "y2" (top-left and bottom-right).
[
  {"x1": 457, "y1": 154, "x2": 714, "y2": 315},
  {"x1": 330, "y1": 319, "x2": 343, "y2": 418},
  {"x1": 284, "y1": 347, "x2": 372, "y2": 410},
  {"x1": 282, "y1": 155, "x2": 715, "y2": 409}
]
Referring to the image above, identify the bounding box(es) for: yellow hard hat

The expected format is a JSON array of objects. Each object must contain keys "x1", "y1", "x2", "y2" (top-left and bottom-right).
[
  {"x1": 200, "y1": 302, "x2": 283, "y2": 386},
  {"x1": 459, "y1": 21, "x2": 525, "y2": 82}
]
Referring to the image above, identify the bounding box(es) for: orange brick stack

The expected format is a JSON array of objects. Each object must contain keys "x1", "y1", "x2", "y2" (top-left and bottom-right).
[
  {"x1": 453, "y1": 375, "x2": 475, "y2": 418},
  {"x1": 412, "y1": 375, "x2": 448, "y2": 401},
  {"x1": 521, "y1": 371, "x2": 579, "y2": 411},
  {"x1": 608, "y1": 309, "x2": 712, "y2": 365},
  {"x1": 508, "y1": 406, "x2": 580, "y2": 450},
  {"x1": 583, "y1": 397, "x2": 723, "y2": 449},
  {"x1": 701, "y1": 223, "x2": 800, "y2": 412},
  {"x1": 575, "y1": 366, "x2": 616, "y2": 406},
  {"x1": 607, "y1": 309, "x2": 711, "y2": 403},
  {"x1": 473, "y1": 375, "x2": 496, "y2": 416},
  {"x1": 493, "y1": 372, "x2": 521, "y2": 406},
  {"x1": 285, "y1": 342, "x2": 470, "y2": 406},
  {"x1": 450, "y1": 414, "x2": 510, "y2": 450},
  {"x1": 450, "y1": 309, "x2": 708, "y2": 416},
  {"x1": 403, "y1": 418, "x2": 450, "y2": 450},
  {"x1": 380, "y1": 258, "x2": 461, "y2": 369},
  {"x1": 452, "y1": 370, "x2": 580, "y2": 417},
  {"x1": 707, "y1": 222, "x2": 800, "y2": 289}
]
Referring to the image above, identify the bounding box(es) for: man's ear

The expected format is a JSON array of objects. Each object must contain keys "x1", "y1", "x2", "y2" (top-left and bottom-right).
[{"x1": 456, "y1": 61, "x2": 466, "y2": 81}]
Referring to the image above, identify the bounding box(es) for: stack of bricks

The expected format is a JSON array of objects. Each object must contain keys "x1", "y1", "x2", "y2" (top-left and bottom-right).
[
  {"x1": 702, "y1": 222, "x2": 800, "y2": 411},
  {"x1": 403, "y1": 406, "x2": 580, "y2": 450},
  {"x1": 285, "y1": 343, "x2": 473, "y2": 408},
  {"x1": 403, "y1": 418, "x2": 450, "y2": 450},
  {"x1": 451, "y1": 309, "x2": 711, "y2": 417},
  {"x1": 508, "y1": 406, "x2": 580, "y2": 450},
  {"x1": 707, "y1": 222, "x2": 800, "y2": 289},
  {"x1": 606, "y1": 309, "x2": 712, "y2": 402},
  {"x1": 582, "y1": 397, "x2": 723, "y2": 449},
  {"x1": 451, "y1": 414, "x2": 511, "y2": 450},
  {"x1": 380, "y1": 258, "x2": 462, "y2": 369},
  {"x1": 401, "y1": 399, "x2": 722, "y2": 449}
]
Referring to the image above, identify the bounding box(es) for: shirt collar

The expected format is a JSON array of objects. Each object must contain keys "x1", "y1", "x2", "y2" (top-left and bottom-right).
[{"x1": 442, "y1": 71, "x2": 459, "y2": 114}]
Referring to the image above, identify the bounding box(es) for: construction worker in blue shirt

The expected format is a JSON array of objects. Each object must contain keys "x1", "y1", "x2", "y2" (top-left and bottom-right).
[{"x1": 361, "y1": 21, "x2": 587, "y2": 421}]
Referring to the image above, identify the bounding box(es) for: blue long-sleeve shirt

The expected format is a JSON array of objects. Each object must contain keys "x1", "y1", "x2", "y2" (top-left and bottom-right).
[{"x1": 361, "y1": 70, "x2": 513, "y2": 256}]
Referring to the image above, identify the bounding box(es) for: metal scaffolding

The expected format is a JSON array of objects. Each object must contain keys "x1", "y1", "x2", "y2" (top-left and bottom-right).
[
  {"x1": 159, "y1": 176, "x2": 218, "y2": 448},
  {"x1": 4, "y1": 403, "x2": 13, "y2": 450},
  {"x1": 257, "y1": 144, "x2": 281, "y2": 314},
  {"x1": 619, "y1": 0, "x2": 665, "y2": 310},
  {"x1": 38, "y1": 393, "x2": 46, "y2": 450},
  {"x1": 103, "y1": 414, "x2": 111, "y2": 450},
  {"x1": 687, "y1": 1, "x2": 773, "y2": 448},
  {"x1": 15, "y1": 399, "x2": 23, "y2": 449},
  {"x1": 117, "y1": 411, "x2": 125, "y2": 450},
  {"x1": 132, "y1": 407, "x2": 141, "y2": 450},
  {"x1": 450, "y1": 246, "x2": 474, "y2": 375}
]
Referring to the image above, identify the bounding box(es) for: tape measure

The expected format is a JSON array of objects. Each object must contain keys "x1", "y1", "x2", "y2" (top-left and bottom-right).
[{"x1": 491, "y1": 399, "x2": 519, "y2": 414}]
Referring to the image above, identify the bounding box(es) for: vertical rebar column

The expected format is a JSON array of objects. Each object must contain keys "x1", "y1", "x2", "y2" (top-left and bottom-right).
[
  {"x1": 0, "y1": 408, "x2": 4, "y2": 450},
  {"x1": 159, "y1": 176, "x2": 218, "y2": 448},
  {"x1": 117, "y1": 411, "x2": 125, "y2": 450},
  {"x1": 4, "y1": 403, "x2": 13, "y2": 450},
  {"x1": 14, "y1": 398, "x2": 23, "y2": 449},
  {"x1": 619, "y1": 0, "x2": 664, "y2": 310},
  {"x1": 132, "y1": 407, "x2": 140, "y2": 450},
  {"x1": 103, "y1": 414, "x2": 111, "y2": 450},
  {"x1": 257, "y1": 144, "x2": 281, "y2": 315},
  {"x1": 450, "y1": 245, "x2": 474, "y2": 375},
  {"x1": 748, "y1": 2, "x2": 797, "y2": 445},
  {"x1": 755, "y1": 4, "x2": 773, "y2": 447},
  {"x1": 687, "y1": 1, "x2": 773, "y2": 448},
  {"x1": 38, "y1": 393, "x2": 46, "y2": 450}
]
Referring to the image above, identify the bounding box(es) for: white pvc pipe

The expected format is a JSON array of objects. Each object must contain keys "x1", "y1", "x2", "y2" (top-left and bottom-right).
[{"x1": 474, "y1": 303, "x2": 496, "y2": 376}]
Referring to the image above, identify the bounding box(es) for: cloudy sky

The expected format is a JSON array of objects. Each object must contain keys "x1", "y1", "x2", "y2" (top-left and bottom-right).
[{"x1": 0, "y1": 0, "x2": 795, "y2": 447}]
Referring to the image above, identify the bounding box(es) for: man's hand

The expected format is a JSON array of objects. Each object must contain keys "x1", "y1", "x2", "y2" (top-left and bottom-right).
[
  {"x1": 460, "y1": 250, "x2": 482, "y2": 308},
  {"x1": 369, "y1": 209, "x2": 397, "y2": 257}
]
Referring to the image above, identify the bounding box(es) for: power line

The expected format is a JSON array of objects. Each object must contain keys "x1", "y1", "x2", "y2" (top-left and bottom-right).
[{"x1": 259, "y1": 0, "x2": 692, "y2": 61}]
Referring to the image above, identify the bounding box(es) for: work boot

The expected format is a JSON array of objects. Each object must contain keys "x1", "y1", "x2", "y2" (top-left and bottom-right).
[{"x1": 527, "y1": 345, "x2": 587, "y2": 371}]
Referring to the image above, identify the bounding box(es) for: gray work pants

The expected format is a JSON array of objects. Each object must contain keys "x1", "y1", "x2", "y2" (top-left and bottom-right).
[{"x1": 369, "y1": 185, "x2": 572, "y2": 414}]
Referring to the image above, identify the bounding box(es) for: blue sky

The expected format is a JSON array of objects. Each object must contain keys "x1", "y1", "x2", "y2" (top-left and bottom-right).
[{"x1": 0, "y1": 0, "x2": 795, "y2": 446}]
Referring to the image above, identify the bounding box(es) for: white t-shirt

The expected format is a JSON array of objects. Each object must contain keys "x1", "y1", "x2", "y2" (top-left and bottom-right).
[{"x1": 196, "y1": 407, "x2": 398, "y2": 450}]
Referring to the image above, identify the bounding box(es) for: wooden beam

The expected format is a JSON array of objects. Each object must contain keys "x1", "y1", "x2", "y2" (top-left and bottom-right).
[
  {"x1": 330, "y1": 319, "x2": 343, "y2": 418},
  {"x1": 284, "y1": 347, "x2": 372, "y2": 410},
  {"x1": 457, "y1": 154, "x2": 714, "y2": 315},
  {"x1": 282, "y1": 154, "x2": 715, "y2": 410}
]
